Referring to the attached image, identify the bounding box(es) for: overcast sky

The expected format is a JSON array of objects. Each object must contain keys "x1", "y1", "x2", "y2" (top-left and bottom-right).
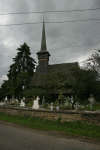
[{"x1": 0, "y1": 0, "x2": 100, "y2": 86}]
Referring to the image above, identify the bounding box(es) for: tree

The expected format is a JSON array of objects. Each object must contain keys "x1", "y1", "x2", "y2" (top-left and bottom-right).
[
  {"x1": 0, "y1": 81, "x2": 8, "y2": 101},
  {"x1": 43, "y1": 71, "x2": 70, "y2": 99},
  {"x1": 7, "y1": 42, "x2": 36, "y2": 80},
  {"x1": 82, "y1": 49, "x2": 100, "y2": 78},
  {"x1": 70, "y1": 66, "x2": 98, "y2": 103},
  {"x1": 6, "y1": 42, "x2": 36, "y2": 98}
]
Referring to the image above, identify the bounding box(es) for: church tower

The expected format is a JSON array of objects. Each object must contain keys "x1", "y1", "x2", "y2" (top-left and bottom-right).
[{"x1": 37, "y1": 21, "x2": 50, "y2": 73}]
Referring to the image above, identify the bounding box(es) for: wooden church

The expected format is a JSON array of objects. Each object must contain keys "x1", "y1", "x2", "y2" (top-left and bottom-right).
[{"x1": 30, "y1": 22, "x2": 79, "y2": 96}]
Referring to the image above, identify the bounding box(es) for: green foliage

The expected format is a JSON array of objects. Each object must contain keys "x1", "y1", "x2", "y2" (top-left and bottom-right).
[
  {"x1": 43, "y1": 72, "x2": 70, "y2": 94},
  {"x1": 81, "y1": 49, "x2": 100, "y2": 102},
  {"x1": 1, "y1": 43, "x2": 36, "y2": 99},
  {"x1": 59, "y1": 105, "x2": 71, "y2": 110},
  {"x1": 7, "y1": 42, "x2": 36, "y2": 80},
  {"x1": 71, "y1": 66, "x2": 98, "y2": 101},
  {"x1": 43, "y1": 66, "x2": 98, "y2": 104},
  {"x1": 0, "y1": 81, "x2": 8, "y2": 100},
  {"x1": 58, "y1": 92, "x2": 65, "y2": 105},
  {"x1": 54, "y1": 99, "x2": 59, "y2": 107},
  {"x1": 23, "y1": 87, "x2": 44, "y2": 99},
  {"x1": 79, "y1": 104, "x2": 100, "y2": 111},
  {"x1": 82, "y1": 49, "x2": 100, "y2": 78},
  {"x1": 44, "y1": 94, "x2": 56, "y2": 103},
  {"x1": 42, "y1": 103, "x2": 49, "y2": 109}
]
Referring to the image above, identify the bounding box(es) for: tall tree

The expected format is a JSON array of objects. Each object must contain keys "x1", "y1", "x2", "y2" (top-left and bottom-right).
[
  {"x1": 7, "y1": 42, "x2": 36, "y2": 98},
  {"x1": 70, "y1": 66, "x2": 98, "y2": 102},
  {"x1": 82, "y1": 49, "x2": 100, "y2": 78},
  {"x1": 7, "y1": 42, "x2": 36, "y2": 80}
]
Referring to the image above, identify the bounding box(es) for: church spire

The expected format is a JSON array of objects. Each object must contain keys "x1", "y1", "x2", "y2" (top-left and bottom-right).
[
  {"x1": 37, "y1": 20, "x2": 50, "y2": 73},
  {"x1": 40, "y1": 21, "x2": 47, "y2": 52}
]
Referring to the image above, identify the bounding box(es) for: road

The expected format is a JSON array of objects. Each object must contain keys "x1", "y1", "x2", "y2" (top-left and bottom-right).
[{"x1": 0, "y1": 120, "x2": 100, "y2": 150}]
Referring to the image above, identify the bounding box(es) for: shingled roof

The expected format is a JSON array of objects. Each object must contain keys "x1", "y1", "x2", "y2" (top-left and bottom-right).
[{"x1": 30, "y1": 62, "x2": 78, "y2": 87}]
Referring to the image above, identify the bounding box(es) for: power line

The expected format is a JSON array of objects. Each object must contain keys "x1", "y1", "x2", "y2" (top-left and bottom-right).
[
  {"x1": 0, "y1": 41, "x2": 99, "y2": 59},
  {"x1": 46, "y1": 19, "x2": 100, "y2": 23},
  {"x1": 0, "y1": 8, "x2": 100, "y2": 15},
  {"x1": 0, "y1": 19, "x2": 100, "y2": 26},
  {"x1": 48, "y1": 21, "x2": 100, "y2": 50},
  {"x1": 47, "y1": 19, "x2": 100, "y2": 47},
  {"x1": 0, "y1": 22, "x2": 41, "y2": 26},
  {"x1": 49, "y1": 41, "x2": 100, "y2": 51}
]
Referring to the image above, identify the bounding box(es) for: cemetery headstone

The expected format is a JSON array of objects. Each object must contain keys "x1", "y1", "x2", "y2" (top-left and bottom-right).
[
  {"x1": 11, "y1": 95, "x2": 15, "y2": 104},
  {"x1": 65, "y1": 97, "x2": 70, "y2": 106},
  {"x1": 75, "y1": 101, "x2": 78, "y2": 110},
  {"x1": 88, "y1": 94, "x2": 95, "y2": 109},
  {"x1": 32, "y1": 96, "x2": 40, "y2": 109},
  {"x1": 23, "y1": 97, "x2": 25, "y2": 102},
  {"x1": 42, "y1": 96, "x2": 45, "y2": 105},
  {"x1": 4, "y1": 96, "x2": 7, "y2": 102},
  {"x1": 20, "y1": 99, "x2": 25, "y2": 107},
  {"x1": 15, "y1": 98, "x2": 18, "y2": 103},
  {"x1": 56, "y1": 103, "x2": 59, "y2": 110},
  {"x1": 65, "y1": 100, "x2": 68, "y2": 106},
  {"x1": 71, "y1": 95, "x2": 74, "y2": 109},
  {"x1": 88, "y1": 94, "x2": 95, "y2": 104},
  {"x1": 50, "y1": 102, "x2": 53, "y2": 110}
]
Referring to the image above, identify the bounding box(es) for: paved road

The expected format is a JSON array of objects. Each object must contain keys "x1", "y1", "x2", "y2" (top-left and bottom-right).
[{"x1": 0, "y1": 121, "x2": 100, "y2": 150}]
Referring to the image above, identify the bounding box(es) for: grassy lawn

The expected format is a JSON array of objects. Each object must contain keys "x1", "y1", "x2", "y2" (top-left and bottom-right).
[{"x1": 0, "y1": 112, "x2": 100, "y2": 140}]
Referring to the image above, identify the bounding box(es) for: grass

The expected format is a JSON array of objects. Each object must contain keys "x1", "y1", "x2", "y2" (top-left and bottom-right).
[
  {"x1": 0, "y1": 112, "x2": 100, "y2": 140},
  {"x1": 79, "y1": 104, "x2": 100, "y2": 111}
]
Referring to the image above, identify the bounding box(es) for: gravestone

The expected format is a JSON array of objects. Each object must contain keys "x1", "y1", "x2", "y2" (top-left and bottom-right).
[
  {"x1": 0, "y1": 102, "x2": 5, "y2": 106},
  {"x1": 15, "y1": 98, "x2": 18, "y2": 103},
  {"x1": 88, "y1": 94, "x2": 95, "y2": 104},
  {"x1": 23, "y1": 97, "x2": 25, "y2": 102},
  {"x1": 42, "y1": 96, "x2": 45, "y2": 105},
  {"x1": 10, "y1": 95, "x2": 16, "y2": 104},
  {"x1": 56, "y1": 103, "x2": 59, "y2": 110},
  {"x1": 65, "y1": 97, "x2": 70, "y2": 106},
  {"x1": 50, "y1": 102, "x2": 53, "y2": 110},
  {"x1": 75, "y1": 101, "x2": 78, "y2": 110},
  {"x1": 65, "y1": 100, "x2": 68, "y2": 106},
  {"x1": 32, "y1": 96, "x2": 40, "y2": 109},
  {"x1": 71, "y1": 95, "x2": 74, "y2": 109},
  {"x1": 88, "y1": 94, "x2": 95, "y2": 109},
  {"x1": 20, "y1": 98, "x2": 25, "y2": 107},
  {"x1": 4, "y1": 96, "x2": 7, "y2": 102}
]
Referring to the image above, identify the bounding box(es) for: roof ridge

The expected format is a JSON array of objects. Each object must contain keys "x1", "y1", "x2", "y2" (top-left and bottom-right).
[{"x1": 49, "y1": 62, "x2": 78, "y2": 66}]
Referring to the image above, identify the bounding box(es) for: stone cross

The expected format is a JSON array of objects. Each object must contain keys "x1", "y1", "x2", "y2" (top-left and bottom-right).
[
  {"x1": 32, "y1": 96, "x2": 40, "y2": 109},
  {"x1": 56, "y1": 103, "x2": 59, "y2": 110},
  {"x1": 20, "y1": 99, "x2": 25, "y2": 107},
  {"x1": 50, "y1": 102, "x2": 53, "y2": 110},
  {"x1": 88, "y1": 94, "x2": 95, "y2": 105}
]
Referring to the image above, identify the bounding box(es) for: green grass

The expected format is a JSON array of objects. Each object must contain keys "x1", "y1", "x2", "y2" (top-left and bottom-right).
[
  {"x1": 79, "y1": 104, "x2": 100, "y2": 111},
  {"x1": 0, "y1": 113, "x2": 100, "y2": 140}
]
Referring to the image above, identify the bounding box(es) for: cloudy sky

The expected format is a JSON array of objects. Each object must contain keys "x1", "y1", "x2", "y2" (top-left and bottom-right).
[{"x1": 0, "y1": 0, "x2": 100, "y2": 86}]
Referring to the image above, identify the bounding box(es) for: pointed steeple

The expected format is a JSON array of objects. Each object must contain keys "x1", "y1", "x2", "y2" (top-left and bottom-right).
[
  {"x1": 37, "y1": 21, "x2": 50, "y2": 55},
  {"x1": 37, "y1": 20, "x2": 50, "y2": 73},
  {"x1": 41, "y1": 21, "x2": 47, "y2": 52}
]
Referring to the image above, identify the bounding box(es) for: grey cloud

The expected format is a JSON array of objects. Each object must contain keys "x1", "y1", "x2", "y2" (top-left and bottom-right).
[
  {"x1": 0, "y1": 0, "x2": 100, "y2": 86},
  {"x1": 92, "y1": 0, "x2": 100, "y2": 8},
  {"x1": 35, "y1": 0, "x2": 55, "y2": 11}
]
